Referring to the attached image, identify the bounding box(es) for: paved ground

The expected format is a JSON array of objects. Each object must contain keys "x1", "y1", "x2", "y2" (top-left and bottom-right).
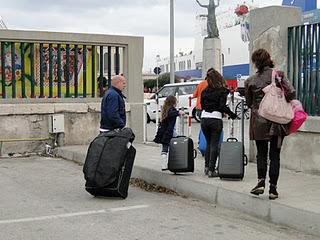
[
  {"x1": 57, "y1": 143, "x2": 320, "y2": 237},
  {"x1": 0, "y1": 156, "x2": 318, "y2": 240}
]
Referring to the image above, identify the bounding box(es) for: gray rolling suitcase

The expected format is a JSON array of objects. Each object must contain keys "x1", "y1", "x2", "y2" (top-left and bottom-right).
[
  {"x1": 218, "y1": 99, "x2": 247, "y2": 180},
  {"x1": 168, "y1": 136, "x2": 197, "y2": 173}
]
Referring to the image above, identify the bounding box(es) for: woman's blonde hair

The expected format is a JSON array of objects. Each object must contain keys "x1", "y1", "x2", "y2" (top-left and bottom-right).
[{"x1": 161, "y1": 95, "x2": 177, "y2": 121}]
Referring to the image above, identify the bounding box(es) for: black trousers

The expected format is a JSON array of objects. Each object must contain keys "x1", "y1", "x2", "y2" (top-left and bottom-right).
[
  {"x1": 255, "y1": 136, "x2": 283, "y2": 185},
  {"x1": 201, "y1": 118, "x2": 223, "y2": 171}
]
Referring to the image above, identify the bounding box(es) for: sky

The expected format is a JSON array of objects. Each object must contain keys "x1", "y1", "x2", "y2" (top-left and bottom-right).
[{"x1": 1, "y1": 0, "x2": 319, "y2": 72}]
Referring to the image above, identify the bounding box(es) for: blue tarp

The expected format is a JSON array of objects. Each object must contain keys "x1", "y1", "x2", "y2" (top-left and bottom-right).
[{"x1": 222, "y1": 63, "x2": 249, "y2": 79}]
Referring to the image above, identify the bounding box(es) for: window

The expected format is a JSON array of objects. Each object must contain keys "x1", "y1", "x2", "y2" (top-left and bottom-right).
[
  {"x1": 157, "y1": 86, "x2": 176, "y2": 98},
  {"x1": 178, "y1": 85, "x2": 197, "y2": 95},
  {"x1": 222, "y1": 53, "x2": 225, "y2": 66},
  {"x1": 104, "y1": 53, "x2": 108, "y2": 73},
  {"x1": 187, "y1": 60, "x2": 191, "y2": 69}
]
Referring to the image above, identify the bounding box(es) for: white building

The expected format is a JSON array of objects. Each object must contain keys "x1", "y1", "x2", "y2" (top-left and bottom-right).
[{"x1": 155, "y1": 0, "x2": 318, "y2": 81}]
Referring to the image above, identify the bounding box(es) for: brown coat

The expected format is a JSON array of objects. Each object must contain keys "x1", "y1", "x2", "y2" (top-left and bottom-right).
[{"x1": 245, "y1": 67, "x2": 295, "y2": 141}]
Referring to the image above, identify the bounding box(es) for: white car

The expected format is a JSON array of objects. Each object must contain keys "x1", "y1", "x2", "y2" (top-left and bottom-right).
[{"x1": 144, "y1": 81, "x2": 202, "y2": 123}]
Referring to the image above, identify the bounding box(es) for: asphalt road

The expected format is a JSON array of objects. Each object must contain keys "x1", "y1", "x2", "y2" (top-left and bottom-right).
[{"x1": 0, "y1": 156, "x2": 318, "y2": 240}]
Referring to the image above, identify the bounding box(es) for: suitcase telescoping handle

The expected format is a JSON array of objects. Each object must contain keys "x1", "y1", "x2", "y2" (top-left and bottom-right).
[
  {"x1": 241, "y1": 99, "x2": 245, "y2": 145},
  {"x1": 226, "y1": 137, "x2": 238, "y2": 142},
  {"x1": 241, "y1": 99, "x2": 248, "y2": 166}
]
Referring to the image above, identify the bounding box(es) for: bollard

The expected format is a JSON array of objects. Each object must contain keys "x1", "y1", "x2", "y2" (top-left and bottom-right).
[{"x1": 143, "y1": 103, "x2": 147, "y2": 143}]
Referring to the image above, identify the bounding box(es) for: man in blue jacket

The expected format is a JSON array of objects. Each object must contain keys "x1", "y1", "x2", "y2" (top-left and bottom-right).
[{"x1": 100, "y1": 75, "x2": 127, "y2": 132}]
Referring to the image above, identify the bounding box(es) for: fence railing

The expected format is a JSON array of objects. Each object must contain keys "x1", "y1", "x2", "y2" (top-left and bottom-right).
[
  {"x1": 288, "y1": 23, "x2": 320, "y2": 116},
  {"x1": 0, "y1": 33, "x2": 124, "y2": 99}
]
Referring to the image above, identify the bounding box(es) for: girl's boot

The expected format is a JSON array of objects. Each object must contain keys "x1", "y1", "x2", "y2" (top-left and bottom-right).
[{"x1": 161, "y1": 154, "x2": 168, "y2": 171}]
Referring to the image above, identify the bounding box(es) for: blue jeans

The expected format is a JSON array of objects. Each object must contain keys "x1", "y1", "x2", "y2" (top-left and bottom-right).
[{"x1": 161, "y1": 144, "x2": 169, "y2": 155}]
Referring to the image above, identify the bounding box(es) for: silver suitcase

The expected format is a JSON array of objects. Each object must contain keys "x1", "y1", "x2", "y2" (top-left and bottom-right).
[{"x1": 218, "y1": 99, "x2": 247, "y2": 180}]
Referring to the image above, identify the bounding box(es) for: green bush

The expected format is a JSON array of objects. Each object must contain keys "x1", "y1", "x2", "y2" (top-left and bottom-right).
[{"x1": 143, "y1": 73, "x2": 180, "y2": 90}]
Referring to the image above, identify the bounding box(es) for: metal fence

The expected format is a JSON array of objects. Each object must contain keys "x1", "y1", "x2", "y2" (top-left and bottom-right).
[
  {"x1": 0, "y1": 41, "x2": 124, "y2": 99},
  {"x1": 288, "y1": 23, "x2": 320, "y2": 116}
]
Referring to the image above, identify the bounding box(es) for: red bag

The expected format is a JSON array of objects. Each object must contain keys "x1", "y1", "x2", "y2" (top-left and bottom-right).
[{"x1": 289, "y1": 100, "x2": 308, "y2": 134}]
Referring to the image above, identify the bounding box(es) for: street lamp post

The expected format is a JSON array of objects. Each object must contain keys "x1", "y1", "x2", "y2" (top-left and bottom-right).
[{"x1": 170, "y1": 0, "x2": 174, "y2": 84}]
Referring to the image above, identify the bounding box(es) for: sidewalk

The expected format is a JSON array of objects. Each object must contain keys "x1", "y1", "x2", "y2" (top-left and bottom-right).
[{"x1": 56, "y1": 143, "x2": 320, "y2": 237}]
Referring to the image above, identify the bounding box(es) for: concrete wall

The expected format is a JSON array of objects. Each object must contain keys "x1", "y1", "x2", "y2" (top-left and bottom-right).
[
  {"x1": 0, "y1": 100, "x2": 133, "y2": 155},
  {"x1": 249, "y1": 6, "x2": 320, "y2": 175},
  {"x1": 249, "y1": 6, "x2": 301, "y2": 74}
]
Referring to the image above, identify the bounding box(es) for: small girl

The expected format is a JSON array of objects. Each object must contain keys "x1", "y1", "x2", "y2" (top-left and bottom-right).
[{"x1": 153, "y1": 95, "x2": 184, "y2": 170}]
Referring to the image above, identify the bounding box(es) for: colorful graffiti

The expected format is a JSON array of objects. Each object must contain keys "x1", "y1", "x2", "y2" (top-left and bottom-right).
[{"x1": 0, "y1": 43, "x2": 96, "y2": 98}]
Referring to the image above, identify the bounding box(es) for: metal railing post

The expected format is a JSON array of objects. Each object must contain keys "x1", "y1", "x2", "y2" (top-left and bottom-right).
[{"x1": 143, "y1": 103, "x2": 147, "y2": 143}]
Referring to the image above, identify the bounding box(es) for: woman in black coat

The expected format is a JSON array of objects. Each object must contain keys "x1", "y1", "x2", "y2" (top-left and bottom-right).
[
  {"x1": 245, "y1": 49, "x2": 295, "y2": 199},
  {"x1": 201, "y1": 68, "x2": 237, "y2": 177}
]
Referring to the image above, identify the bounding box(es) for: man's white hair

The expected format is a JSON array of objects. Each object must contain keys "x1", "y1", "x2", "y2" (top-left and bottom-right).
[{"x1": 111, "y1": 75, "x2": 125, "y2": 86}]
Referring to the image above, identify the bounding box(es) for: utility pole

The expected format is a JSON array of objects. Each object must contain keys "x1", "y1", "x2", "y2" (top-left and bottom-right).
[{"x1": 170, "y1": 0, "x2": 175, "y2": 83}]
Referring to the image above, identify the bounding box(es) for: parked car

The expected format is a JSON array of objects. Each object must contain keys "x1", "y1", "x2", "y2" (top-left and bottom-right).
[{"x1": 144, "y1": 81, "x2": 202, "y2": 123}]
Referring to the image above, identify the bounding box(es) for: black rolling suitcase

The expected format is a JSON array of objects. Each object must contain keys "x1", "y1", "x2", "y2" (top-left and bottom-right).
[
  {"x1": 168, "y1": 136, "x2": 197, "y2": 173},
  {"x1": 83, "y1": 128, "x2": 136, "y2": 199},
  {"x1": 218, "y1": 99, "x2": 247, "y2": 180}
]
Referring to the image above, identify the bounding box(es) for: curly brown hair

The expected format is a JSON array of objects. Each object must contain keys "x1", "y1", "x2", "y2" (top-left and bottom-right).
[
  {"x1": 205, "y1": 68, "x2": 226, "y2": 89},
  {"x1": 161, "y1": 95, "x2": 177, "y2": 121},
  {"x1": 251, "y1": 48, "x2": 274, "y2": 74}
]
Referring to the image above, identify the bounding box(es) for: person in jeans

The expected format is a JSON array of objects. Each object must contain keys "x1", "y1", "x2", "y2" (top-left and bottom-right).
[
  {"x1": 200, "y1": 68, "x2": 237, "y2": 177},
  {"x1": 245, "y1": 49, "x2": 295, "y2": 200}
]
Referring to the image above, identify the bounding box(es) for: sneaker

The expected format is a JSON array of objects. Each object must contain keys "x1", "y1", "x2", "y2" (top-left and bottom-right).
[
  {"x1": 269, "y1": 184, "x2": 279, "y2": 200},
  {"x1": 250, "y1": 179, "x2": 265, "y2": 195},
  {"x1": 204, "y1": 167, "x2": 209, "y2": 175},
  {"x1": 208, "y1": 170, "x2": 219, "y2": 178}
]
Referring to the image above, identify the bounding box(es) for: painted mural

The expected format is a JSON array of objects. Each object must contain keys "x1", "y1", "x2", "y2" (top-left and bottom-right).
[{"x1": 0, "y1": 43, "x2": 96, "y2": 98}]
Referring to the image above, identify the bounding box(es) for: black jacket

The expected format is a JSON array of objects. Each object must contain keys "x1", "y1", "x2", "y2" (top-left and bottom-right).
[
  {"x1": 153, "y1": 107, "x2": 179, "y2": 145},
  {"x1": 201, "y1": 87, "x2": 236, "y2": 118},
  {"x1": 100, "y1": 86, "x2": 126, "y2": 130}
]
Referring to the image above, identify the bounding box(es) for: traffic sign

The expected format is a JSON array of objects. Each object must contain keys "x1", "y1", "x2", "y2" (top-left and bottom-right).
[{"x1": 153, "y1": 67, "x2": 161, "y2": 75}]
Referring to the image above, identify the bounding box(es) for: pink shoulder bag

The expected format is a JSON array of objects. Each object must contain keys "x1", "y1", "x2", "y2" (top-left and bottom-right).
[{"x1": 258, "y1": 69, "x2": 294, "y2": 124}]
